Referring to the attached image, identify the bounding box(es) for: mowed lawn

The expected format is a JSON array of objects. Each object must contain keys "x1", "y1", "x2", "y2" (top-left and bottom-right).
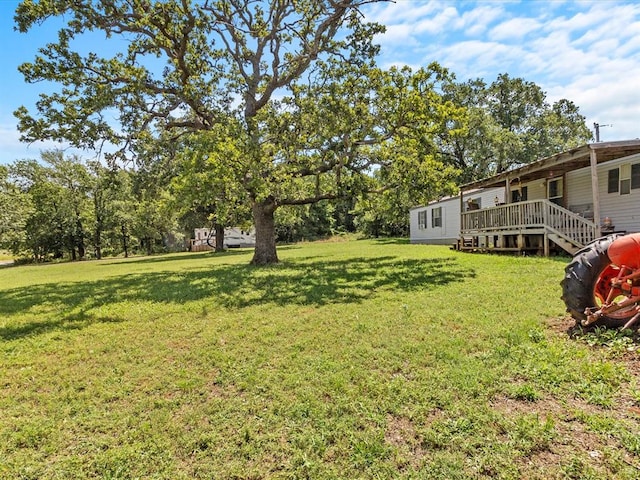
[{"x1": 1, "y1": 238, "x2": 640, "y2": 479}]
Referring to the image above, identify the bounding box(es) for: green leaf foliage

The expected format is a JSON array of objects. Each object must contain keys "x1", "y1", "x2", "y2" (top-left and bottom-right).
[{"x1": 437, "y1": 73, "x2": 593, "y2": 182}]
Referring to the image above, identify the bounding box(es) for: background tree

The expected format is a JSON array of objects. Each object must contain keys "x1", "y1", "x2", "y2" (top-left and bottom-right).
[
  {"x1": 107, "y1": 169, "x2": 136, "y2": 258},
  {"x1": 44, "y1": 152, "x2": 93, "y2": 260},
  {"x1": 0, "y1": 165, "x2": 33, "y2": 256},
  {"x1": 86, "y1": 161, "x2": 140, "y2": 259},
  {"x1": 437, "y1": 73, "x2": 592, "y2": 182},
  {"x1": 10, "y1": 158, "x2": 70, "y2": 261},
  {"x1": 353, "y1": 136, "x2": 459, "y2": 237},
  {"x1": 6, "y1": 152, "x2": 158, "y2": 262},
  {"x1": 8, "y1": 153, "x2": 98, "y2": 261},
  {"x1": 274, "y1": 201, "x2": 339, "y2": 243}
]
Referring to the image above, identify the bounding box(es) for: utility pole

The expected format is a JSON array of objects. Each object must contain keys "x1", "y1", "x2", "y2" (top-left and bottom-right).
[{"x1": 593, "y1": 122, "x2": 611, "y2": 142}]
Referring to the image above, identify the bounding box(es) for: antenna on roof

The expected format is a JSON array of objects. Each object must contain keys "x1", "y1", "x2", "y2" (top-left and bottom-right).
[{"x1": 593, "y1": 122, "x2": 612, "y2": 142}]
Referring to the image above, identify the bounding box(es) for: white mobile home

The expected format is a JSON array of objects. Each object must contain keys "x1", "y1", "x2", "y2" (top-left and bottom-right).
[
  {"x1": 410, "y1": 140, "x2": 640, "y2": 255},
  {"x1": 410, "y1": 187, "x2": 504, "y2": 245},
  {"x1": 191, "y1": 227, "x2": 256, "y2": 251}
]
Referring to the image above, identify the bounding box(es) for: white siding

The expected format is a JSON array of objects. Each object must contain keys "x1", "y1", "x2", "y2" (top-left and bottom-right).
[
  {"x1": 566, "y1": 168, "x2": 593, "y2": 206},
  {"x1": 596, "y1": 153, "x2": 640, "y2": 233},
  {"x1": 565, "y1": 152, "x2": 640, "y2": 233}
]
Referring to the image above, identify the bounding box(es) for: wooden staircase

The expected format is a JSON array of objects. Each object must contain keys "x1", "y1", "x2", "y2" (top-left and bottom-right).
[
  {"x1": 544, "y1": 201, "x2": 598, "y2": 254},
  {"x1": 547, "y1": 233, "x2": 580, "y2": 255}
]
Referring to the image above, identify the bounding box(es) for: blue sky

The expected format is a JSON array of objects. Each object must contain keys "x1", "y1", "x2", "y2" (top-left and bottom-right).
[{"x1": 1, "y1": 0, "x2": 639, "y2": 165}]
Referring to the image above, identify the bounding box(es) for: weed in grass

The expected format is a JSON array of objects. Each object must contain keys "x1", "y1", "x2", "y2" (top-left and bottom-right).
[
  {"x1": 508, "y1": 383, "x2": 541, "y2": 402},
  {"x1": 620, "y1": 431, "x2": 640, "y2": 455},
  {"x1": 508, "y1": 413, "x2": 556, "y2": 454},
  {"x1": 630, "y1": 384, "x2": 640, "y2": 406},
  {"x1": 561, "y1": 456, "x2": 601, "y2": 480},
  {"x1": 578, "y1": 327, "x2": 639, "y2": 356},
  {"x1": 528, "y1": 327, "x2": 547, "y2": 344},
  {"x1": 578, "y1": 382, "x2": 617, "y2": 408}
]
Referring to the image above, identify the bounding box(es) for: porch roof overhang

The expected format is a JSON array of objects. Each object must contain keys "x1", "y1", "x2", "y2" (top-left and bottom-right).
[{"x1": 460, "y1": 139, "x2": 640, "y2": 191}]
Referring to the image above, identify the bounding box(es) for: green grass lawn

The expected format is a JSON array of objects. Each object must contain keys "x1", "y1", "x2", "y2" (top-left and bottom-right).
[{"x1": 1, "y1": 238, "x2": 640, "y2": 479}]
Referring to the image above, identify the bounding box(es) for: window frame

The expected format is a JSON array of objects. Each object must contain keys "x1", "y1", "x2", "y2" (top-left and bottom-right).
[
  {"x1": 631, "y1": 163, "x2": 640, "y2": 190},
  {"x1": 608, "y1": 168, "x2": 620, "y2": 194},
  {"x1": 431, "y1": 207, "x2": 442, "y2": 228},
  {"x1": 547, "y1": 178, "x2": 563, "y2": 206},
  {"x1": 632, "y1": 163, "x2": 640, "y2": 190},
  {"x1": 417, "y1": 210, "x2": 427, "y2": 230}
]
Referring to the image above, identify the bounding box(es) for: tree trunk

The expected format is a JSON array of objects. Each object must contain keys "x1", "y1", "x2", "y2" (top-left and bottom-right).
[
  {"x1": 94, "y1": 217, "x2": 103, "y2": 260},
  {"x1": 121, "y1": 224, "x2": 129, "y2": 258},
  {"x1": 75, "y1": 215, "x2": 86, "y2": 260},
  {"x1": 251, "y1": 198, "x2": 279, "y2": 265},
  {"x1": 94, "y1": 197, "x2": 103, "y2": 260},
  {"x1": 214, "y1": 223, "x2": 225, "y2": 253},
  {"x1": 94, "y1": 233, "x2": 102, "y2": 260}
]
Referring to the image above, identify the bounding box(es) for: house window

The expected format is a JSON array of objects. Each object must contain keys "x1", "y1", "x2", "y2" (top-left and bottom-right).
[
  {"x1": 607, "y1": 165, "x2": 639, "y2": 194},
  {"x1": 621, "y1": 179, "x2": 631, "y2": 195},
  {"x1": 466, "y1": 198, "x2": 481, "y2": 211},
  {"x1": 620, "y1": 164, "x2": 631, "y2": 195},
  {"x1": 511, "y1": 186, "x2": 528, "y2": 203},
  {"x1": 432, "y1": 207, "x2": 442, "y2": 228},
  {"x1": 418, "y1": 210, "x2": 427, "y2": 229},
  {"x1": 632, "y1": 163, "x2": 640, "y2": 190},
  {"x1": 608, "y1": 168, "x2": 619, "y2": 193},
  {"x1": 548, "y1": 179, "x2": 563, "y2": 206}
]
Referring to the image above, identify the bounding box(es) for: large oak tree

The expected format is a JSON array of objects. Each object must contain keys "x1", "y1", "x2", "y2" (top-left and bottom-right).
[{"x1": 14, "y1": 0, "x2": 399, "y2": 264}]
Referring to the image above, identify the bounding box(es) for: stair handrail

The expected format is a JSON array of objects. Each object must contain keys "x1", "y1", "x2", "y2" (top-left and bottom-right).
[{"x1": 543, "y1": 200, "x2": 598, "y2": 247}]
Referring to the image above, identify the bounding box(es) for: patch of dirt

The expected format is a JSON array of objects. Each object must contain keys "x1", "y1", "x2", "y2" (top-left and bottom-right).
[
  {"x1": 491, "y1": 393, "x2": 626, "y2": 478},
  {"x1": 544, "y1": 314, "x2": 578, "y2": 336},
  {"x1": 384, "y1": 410, "x2": 444, "y2": 468}
]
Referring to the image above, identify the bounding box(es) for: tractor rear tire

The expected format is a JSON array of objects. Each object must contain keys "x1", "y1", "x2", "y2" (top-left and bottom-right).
[{"x1": 561, "y1": 234, "x2": 632, "y2": 328}]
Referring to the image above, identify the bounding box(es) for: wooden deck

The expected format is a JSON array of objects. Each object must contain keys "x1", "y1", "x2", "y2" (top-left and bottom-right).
[{"x1": 458, "y1": 199, "x2": 598, "y2": 255}]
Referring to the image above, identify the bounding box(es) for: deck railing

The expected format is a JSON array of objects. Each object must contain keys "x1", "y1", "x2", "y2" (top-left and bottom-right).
[{"x1": 461, "y1": 199, "x2": 598, "y2": 247}]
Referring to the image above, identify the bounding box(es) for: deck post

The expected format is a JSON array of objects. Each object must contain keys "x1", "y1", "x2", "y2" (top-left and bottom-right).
[
  {"x1": 544, "y1": 233, "x2": 549, "y2": 257},
  {"x1": 505, "y1": 178, "x2": 510, "y2": 204},
  {"x1": 459, "y1": 188, "x2": 464, "y2": 248},
  {"x1": 590, "y1": 148, "x2": 602, "y2": 237}
]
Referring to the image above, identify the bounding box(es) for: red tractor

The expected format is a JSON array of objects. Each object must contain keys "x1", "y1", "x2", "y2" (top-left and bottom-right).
[{"x1": 562, "y1": 233, "x2": 640, "y2": 329}]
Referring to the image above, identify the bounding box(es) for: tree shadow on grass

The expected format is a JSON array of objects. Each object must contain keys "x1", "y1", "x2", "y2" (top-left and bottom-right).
[
  {"x1": 98, "y1": 250, "x2": 249, "y2": 266},
  {"x1": 0, "y1": 255, "x2": 475, "y2": 340},
  {"x1": 366, "y1": 238, "x2": 410, "y2": 245},
  {"x1": 98, "y1": 245, "x2": 302, "y2": 267},
  {"x1": 0, "y1": 312, "x2": 124, "y2": 341}
]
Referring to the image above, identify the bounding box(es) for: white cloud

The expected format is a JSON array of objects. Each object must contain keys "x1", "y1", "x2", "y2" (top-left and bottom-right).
[
  {"x1": 413, "y1": 6, "x2": 460, "y2": 35},
  {"x1": 427, "y1": 40, "x2": 526, "y2": 79},
  {"x1": 489, "y1": 17, "x2": 541, "y2": 41},
  {"x1": 365, "y1": 0, "x2": 440, "y2": 25},
  {"x1": 378, "y1": 23, "x2": 420, "y2": 46},
  {"x1": 366, "y1": 0, "x2": 640, "y2": 142},
  {"x1": 459, "y1": 5, "x2": 505, "y2": 37},
  {"x1": 547, "y1": 64, "x2": 640, "y2": 141}
]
